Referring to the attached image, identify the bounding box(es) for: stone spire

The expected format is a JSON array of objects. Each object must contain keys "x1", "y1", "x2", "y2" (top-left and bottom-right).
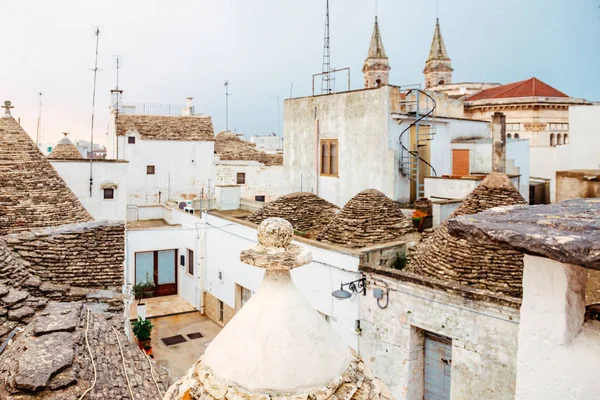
[
  {"x1": 423, "y1": 19, "x2": 453, "y2": 88},
  {"x1": 363, "y1": 17, "x2": 391, "y2": 89},
  {"x1": 2, "y1": 100, "x2": 14, "y2": 118},
  {"x1": 165, "y1": 218, "x2": 389, "y2": 400}
]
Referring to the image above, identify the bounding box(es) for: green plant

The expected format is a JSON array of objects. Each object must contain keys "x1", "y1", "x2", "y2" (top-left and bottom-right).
[
  {"x1": 132, "y1": 317, "x2": 153, "y2": 341},
  {"x1": 133, "y1": 274, "x2": 155, "y2": 304},
  {"x1": 392, "y1": 253, "x2": 407, "y2": 271}
]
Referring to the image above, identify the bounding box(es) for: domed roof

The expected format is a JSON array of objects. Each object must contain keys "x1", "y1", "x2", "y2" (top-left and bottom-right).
[
  {"x1": 317, "y1": 189, "x2": 415, "y2": 248},
  {"x1": 165, "y1": 218, "x2": 388, "y2": 400},
  {"x1": 48, "y1": 132, "x2": 84, "y2": 160},
  {"x1": 247, "y1": 192, "x2": 339, "y2": 238},
  {"x1": 408, "y1": 173, "x2": 527, "y2": 297},
  {"x1": 0, "y1": 113, "x2": 93, "y2": 235}
]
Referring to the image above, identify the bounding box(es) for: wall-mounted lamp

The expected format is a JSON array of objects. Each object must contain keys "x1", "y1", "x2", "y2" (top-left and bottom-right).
[{"x1": 331, "y1": 277, "x2": 366, "y2": 300}]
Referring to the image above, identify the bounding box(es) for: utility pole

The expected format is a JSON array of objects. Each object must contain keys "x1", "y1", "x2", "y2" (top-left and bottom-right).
[
  {"x1": 321, "y1": 0, "x2": 332, "y2": 94},
  {"x1": 35, "y1": 92, "x2": 42, "y2": 147},
  {"x1": 89, "y1": 27, "x2": 100, "y2": 197},
  {"x1": 224, "y1": 81, "x2": 230, "y2": 131}
]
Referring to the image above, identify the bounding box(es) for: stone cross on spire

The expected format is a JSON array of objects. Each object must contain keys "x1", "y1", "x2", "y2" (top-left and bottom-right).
[{"x1": 2, "y1": 101, "x2": 14, "y2": 118}]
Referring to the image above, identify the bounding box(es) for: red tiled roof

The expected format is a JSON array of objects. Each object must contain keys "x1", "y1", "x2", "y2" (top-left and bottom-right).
[{"x1": 466, "y1": 77, "x2": 568, "y2": 101}]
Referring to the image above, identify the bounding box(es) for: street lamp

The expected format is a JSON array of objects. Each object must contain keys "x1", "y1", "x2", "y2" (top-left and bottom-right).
[{"x1": 331, "y1": 277, "x2": 366, "y2": 300}]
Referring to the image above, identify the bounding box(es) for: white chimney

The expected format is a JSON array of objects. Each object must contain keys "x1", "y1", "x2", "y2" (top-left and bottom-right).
[{"x1": 182, "y1": 97, "x2": 194, "y2": 116}]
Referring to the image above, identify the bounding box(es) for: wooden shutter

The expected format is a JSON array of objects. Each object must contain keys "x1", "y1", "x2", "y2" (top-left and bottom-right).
[{"x1": 452, "y1": 149, "x2": 470, "y2": 176}]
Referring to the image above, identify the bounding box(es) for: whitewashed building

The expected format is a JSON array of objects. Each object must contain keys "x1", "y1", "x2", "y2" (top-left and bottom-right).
[{"x1": 107, "y1": 97, "x2": 215, "y2": 206}]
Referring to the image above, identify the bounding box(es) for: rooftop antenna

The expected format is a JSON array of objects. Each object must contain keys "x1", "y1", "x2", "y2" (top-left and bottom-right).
[
  {"x1": 321, "y1": 0, "x2": 331, "y2": 94},
  {"x1": 224, "y1": 81, "x2": 230, "y2": 131},
  {"x1": 115, "y1": 54, "x2": 120, "y2": 90},
  {"x1": 436, "y1": 0, "x2": 439, "y2": 19},
  {"x1": 88, "y1": 27, "x2": 100, "y2": 197},
  {"x1": 35, "y1": 92, "x2": 42, "y2": 147}
]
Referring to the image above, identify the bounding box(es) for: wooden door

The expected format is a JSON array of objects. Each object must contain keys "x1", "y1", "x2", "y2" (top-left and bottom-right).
[
  {"x1": 424, "y1": 332, "x2": 452, "y2": 400},
  {"x1": 135, "y1": 250, "x2": 178, "y2": 297},
  {"x1": 452, "y1": 149, "x2": 470, "y2": 176}
]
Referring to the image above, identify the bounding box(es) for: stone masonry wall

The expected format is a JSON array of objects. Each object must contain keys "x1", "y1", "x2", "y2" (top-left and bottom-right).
[
  {"x1": 204, "y1": 291, "x2": 235, "y2": 326},
  {"x1": 4, "y1": 221, "x2": 125, "y2": 289}
]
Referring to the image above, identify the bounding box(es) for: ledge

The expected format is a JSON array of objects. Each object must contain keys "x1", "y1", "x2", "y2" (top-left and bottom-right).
[{"x1": 447, "y1": 199, "x2": 600, "y2": 269}]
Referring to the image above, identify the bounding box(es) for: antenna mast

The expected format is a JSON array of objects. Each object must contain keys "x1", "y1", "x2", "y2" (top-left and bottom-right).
[
  {"x1": 224, "y1": 81, "x2": 230, "y2": 131},
  {"x1": 36, "y1": 92, "x2": 42, "y2": 147},
  {"x1": 89, "y1": 27, "x2": 100, "y2": 197},
  {"x1": 321, "y1": 0, "x2": 331, "y2": 94}
]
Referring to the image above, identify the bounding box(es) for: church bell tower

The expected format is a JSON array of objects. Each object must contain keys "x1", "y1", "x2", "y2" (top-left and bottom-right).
[
  {"x1": 363, "y1": 17, "x2": 390, "y2": 89},
  {"x1": 424, "y1": 19, "x2": 453, "y2": 88}
]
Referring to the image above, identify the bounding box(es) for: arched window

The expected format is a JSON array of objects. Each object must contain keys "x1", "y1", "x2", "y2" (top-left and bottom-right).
[
  {"x1": 507, "y1": 133, "x2": 512, "y2": 139},
  {"x1": 550, "y1": 133, "x2": 555, "y2": 147},
  {"x1": 514, "y1": 133, "x2": 520, "y2": 139},
  {"x1": 557, "y1": 133, "x2": 563, "y2": 145},
  {"x1": 438, "y1": 80, "x2": 445, "y2": 85},
  {"x1": 564, "y1": 134, "x2": 569, "y2": 144}
]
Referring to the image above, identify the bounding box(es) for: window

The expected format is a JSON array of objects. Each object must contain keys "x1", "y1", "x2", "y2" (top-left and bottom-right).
[
  {"x1": 146, "y1": 165, "x2": 155, "y2": 175},
  {"x1": 557, "y1": 133, "x2": 563, "y2": 145},
  {"x1": 506, "y1": 123, "x2": 521, "y2": 131},
  {"x1": 187, "y1": 249, "x2": 194, "y2": 275},
  {"x1": 128, "y1": 136, "x2": 136, "y2": 144},
  {"x1": 564, "y1": 134, "x2": 569, "y2": 144},
  {"x1": 236, "y1": 172, "x2": 246, "y2": 184},
  {"x1": 320, "y1": 139, "x2": 338, "y2": 176},
  {"x1": 218, "y1": 300, "x2": 224, "y2": 322},
  {"x1": 507, "y1": 133, "x2": 512, "y2": 139},
  {"x1": 103, "y1": 188, "x2": 115, "y2": 199},
  {"x1": 549, "y1": 123, "x2": 569, "y2": 131},
  {"x1": 550, "y1": 133, "x2": 555, "y2": 147},
  {"x1": 255, "y1": 195, "x2": 265, "y2": 202},
  {"x1": 236, "y1": 284, "x2": 253, "y2": 310},
  {"x1": 514, "y1": 133, "x2": 520, "y2": 139}
]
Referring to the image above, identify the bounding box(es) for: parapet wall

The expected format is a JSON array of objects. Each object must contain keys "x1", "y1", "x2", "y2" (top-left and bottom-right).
[{"x1": 4, "y1": 221, "x2": 125, "y2": 289}]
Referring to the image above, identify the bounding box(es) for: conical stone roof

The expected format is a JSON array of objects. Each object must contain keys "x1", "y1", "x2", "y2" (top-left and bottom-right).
[
  {"x1": 0, "y1": 111, "x2": 93, "y2": 235},
  {"x1": 317, "y1": 189, "x2": 415, "y2": 248},
  {"x1": 408, "y1": 173, "x2": 526, "y2": 298},
  {"x1": 246, "y1": 192, "x2": 339, "y2": 238},
  {"x1": 48, "y1": 132, "x2": 84, "y2": 160},
  {"x1": 427, "y1": 18, "x2": 450, "y2": 62},
  {"x1": 165, "y1": 218, "x2": 388, "y2": 400}
]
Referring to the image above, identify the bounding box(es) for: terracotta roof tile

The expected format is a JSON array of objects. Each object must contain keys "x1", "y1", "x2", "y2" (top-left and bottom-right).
[
  {"x1": 317, "y1": 189, "x2": 416, "y2": 248},
  {"x1": 116, "y1": 114, "x2": 214, "y2": 141},
  {"x1": 466, "y1": 77, "x2": 568, "y2": 101},
  {"x1": 0, "y1": 117, "x2": 93, "y2": 235}
]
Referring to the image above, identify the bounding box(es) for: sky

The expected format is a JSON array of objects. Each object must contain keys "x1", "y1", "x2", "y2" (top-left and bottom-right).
[{"x1": 2, "y1": 0, "x2": 599, "y2": 146}]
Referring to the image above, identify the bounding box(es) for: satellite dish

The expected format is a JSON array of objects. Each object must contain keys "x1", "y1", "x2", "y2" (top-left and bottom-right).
[{"x1": 178, "y1": 201, "x2": 186, "y2": 210}]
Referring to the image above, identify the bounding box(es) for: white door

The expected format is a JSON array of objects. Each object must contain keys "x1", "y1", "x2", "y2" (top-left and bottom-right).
[{"x1": 424, "y1": 332, "x2": 452, "y2": 400}]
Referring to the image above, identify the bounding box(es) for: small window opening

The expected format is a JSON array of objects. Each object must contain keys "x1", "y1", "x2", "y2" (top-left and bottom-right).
[
  {"x1": 236, "y1": 172, "x2": 246, "y2": 184},
  {"x1": 128, "y1": 136, "x2": 136, "y2": 144},
  {"x1": 187, "y1": 249, "x2": 194, "y2": 275},
  {"x1": 103, "y1": 188, "x2": 115, "y2": 199},
  {"x1": 146, "y1": 165, "x2": 155, "y2": 175},
  {"x1": 514, "y1": 133, "x2": 520, "y2": 139},
  {"x1": 507, "y1": 133, "x2": 512, "y2": 139},
  {"x1": 255, "y1": 195, "x2": 266, "y2": 202},
  {"x1": 218, "y1": 300, "x2": 224, "y2": 322}
]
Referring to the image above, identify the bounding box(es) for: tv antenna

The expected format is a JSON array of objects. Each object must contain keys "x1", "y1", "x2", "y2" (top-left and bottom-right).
[
  {"x1": 88, "y1": 27, "x2": 100, "y2": 197},
  {"x1": 224, "y1": 81, "x2": 230, "y2": 131},
  {"x1": 35, "y1": 92, "x2": 42, "y2": 147},
  {"x1": 321, "y1": 0, "x2": 332, "y2": 94}
]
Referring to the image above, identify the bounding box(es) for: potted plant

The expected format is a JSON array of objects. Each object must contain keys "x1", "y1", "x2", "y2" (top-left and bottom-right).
[
  {"x1": 143, "y1": 344, "x2": 153, "y2": 357},
  {"x1": 132, "y1": 274, "x2": 154, "y2": 320},
  {"x1": 132, "y1": 317, "x2": 154, "y2": 350}
]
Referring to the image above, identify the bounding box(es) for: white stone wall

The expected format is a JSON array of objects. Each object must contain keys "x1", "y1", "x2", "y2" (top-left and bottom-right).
[
  {"x1": 360, "y1": 274, "x2": 520, "y2": 400},
  {"x1": 116, "y1": 132, "x2": 214, "y2": 205},
  {"x1": 567, "y1": 105, "x2": 600, "y2": 170},
  {"x1": 515, "y1": 255, "x2": 600, "y2": 400},
  {"x1": 50, "y1": 160, "x2": 128, "y2": 221},
  {"x1": 214, "y1": 161, "x2": 285, "y2": 202}
]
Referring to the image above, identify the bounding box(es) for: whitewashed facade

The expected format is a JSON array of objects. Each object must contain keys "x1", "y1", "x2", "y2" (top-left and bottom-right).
[
  {"x1": 214, "y1": 157, "x2": 286, "y2": 202},
  {"x1": 50, "y1": 159, "x2": 128, "y2": 221}
]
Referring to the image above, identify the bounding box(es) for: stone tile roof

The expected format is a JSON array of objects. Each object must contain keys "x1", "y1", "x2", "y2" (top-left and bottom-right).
[
  {"x1": 246, "y1": 192, "x2": 339, "y2": 237},
  {"x1": 317, "y1": 189, "x2": 416, "y2": 248},
  {"x1": 0, "y1": 302, "x2": 172, "y2": 399},
  {"x1": 0, "y1": 116, "x2": 93, "y2": 235},
  {"x1": 47, "y1": 133, "x2": 83, "y2": 160},
  {"x1": 447, "y1": 198, "x2": 600, "y2": 270},
  {"x1": 466, "y1": 77, "x2": 568, "y2": 101},
  {"x1": 116, "y1": 114, "x2": 215, "y2": 141},
  {"x1": 215, "y1": 131, "x2": 283, "y2": 166},
  {"x1": 408, "y1": 172, "x2": 527, "y2": 298}
]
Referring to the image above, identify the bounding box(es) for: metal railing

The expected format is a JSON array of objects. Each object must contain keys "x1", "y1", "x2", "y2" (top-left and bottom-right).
[{"x1": 118, "y1": 103, "x2": 195, "y2": 116}]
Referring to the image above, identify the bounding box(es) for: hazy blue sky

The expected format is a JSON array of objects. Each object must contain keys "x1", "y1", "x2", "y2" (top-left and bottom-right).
[{"x1": 2, "y1": 0, "x2": 599, "y2": 146}]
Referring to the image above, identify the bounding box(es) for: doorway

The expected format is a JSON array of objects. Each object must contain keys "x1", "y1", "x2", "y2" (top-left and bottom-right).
[
  {"x1": 424, "y1": 331, "x2": 452, "y2": 400},
  {"x1": 135, "y1": 250, "x2": 178, "y2": 297}
]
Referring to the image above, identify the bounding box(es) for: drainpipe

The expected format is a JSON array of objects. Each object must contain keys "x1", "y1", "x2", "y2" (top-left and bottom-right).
[
  {"x1": 315, "y1": 117, "x2": 319, "y2": 195},
  {"x1": 491, "y1": 112, "x2": 506, "y2": 173}
]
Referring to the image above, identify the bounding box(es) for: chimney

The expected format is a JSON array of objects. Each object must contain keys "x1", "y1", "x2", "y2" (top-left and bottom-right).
[
  {"x1": 491, "y1": 112, "x2": 506, "y2": 173},
  {"x1": 182, "y1": 97, "x2": 194, "y2": 116}
]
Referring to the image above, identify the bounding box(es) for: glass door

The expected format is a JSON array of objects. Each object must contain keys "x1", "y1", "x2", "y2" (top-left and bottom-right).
[{"x1": 156, "y1": 250, "x2": 177, "y2": 296}]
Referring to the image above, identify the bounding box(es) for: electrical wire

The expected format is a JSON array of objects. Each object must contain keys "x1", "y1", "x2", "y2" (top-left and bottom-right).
[
  {"x1": 111, "y1": 325, "x2": 135, "y2": 400},
  {"x1": 144, "y1": 348, "x2": 164, "y2": 398},
  {"x1": 78, "y1": 309, "x2": 98, "y2": 400}
]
